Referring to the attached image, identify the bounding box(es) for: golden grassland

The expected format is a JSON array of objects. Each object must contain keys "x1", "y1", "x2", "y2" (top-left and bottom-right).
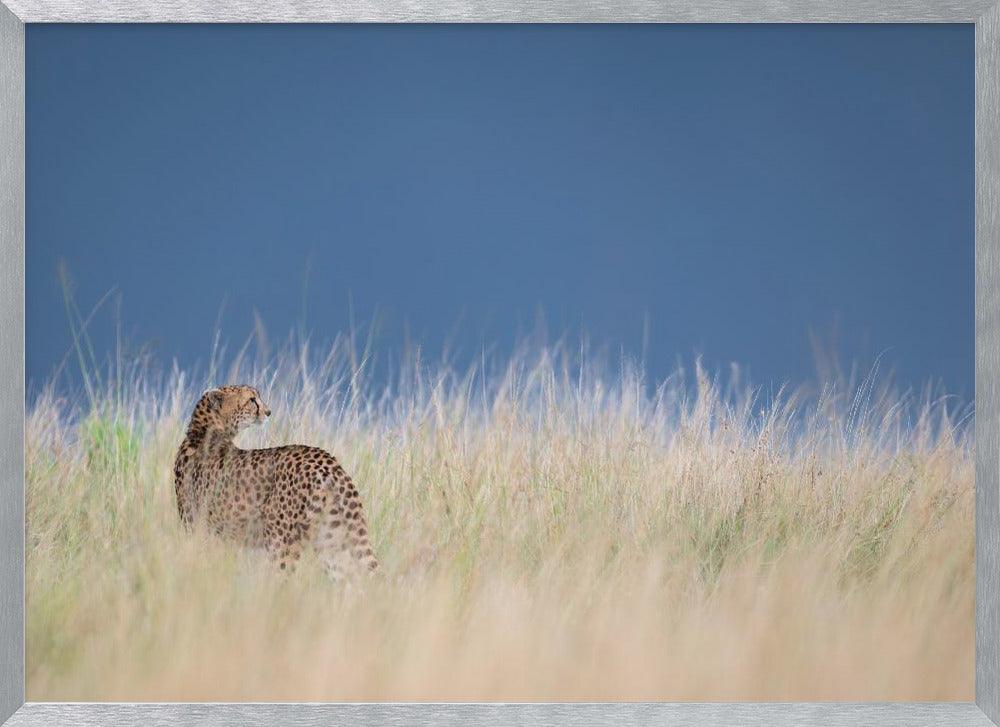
[{"x1": 25, "y1": 339, "x2": 974, "y2": 701}]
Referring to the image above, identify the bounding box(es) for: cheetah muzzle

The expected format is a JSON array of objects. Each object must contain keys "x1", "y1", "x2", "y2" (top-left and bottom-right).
[{"x1": 173, "y1": 384, "x2": 379, "y2": 579}]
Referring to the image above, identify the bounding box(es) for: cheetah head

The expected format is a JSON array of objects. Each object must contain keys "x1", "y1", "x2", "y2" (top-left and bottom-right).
[{"x1": 194, "y1": 384, "x2": 271, "y2": 435}]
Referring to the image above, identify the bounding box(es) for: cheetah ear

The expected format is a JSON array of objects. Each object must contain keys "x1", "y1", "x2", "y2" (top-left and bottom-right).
[{"x1": 201, "y1": 388, "x2": 224, "y2": 411}]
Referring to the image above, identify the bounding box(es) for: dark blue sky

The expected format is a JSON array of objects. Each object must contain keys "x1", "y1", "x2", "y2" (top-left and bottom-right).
[{"x1": 26, "y1": 24, "x2": 974, "y2": 398}]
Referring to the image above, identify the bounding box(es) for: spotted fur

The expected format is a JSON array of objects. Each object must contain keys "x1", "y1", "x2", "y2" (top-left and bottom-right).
[{"x1": 173, "y1": 385, "x2": 379, "y2": 579}]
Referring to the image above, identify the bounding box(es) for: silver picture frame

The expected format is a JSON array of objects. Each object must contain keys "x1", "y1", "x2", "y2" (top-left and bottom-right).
[{"x1": 1, "y1": 2, "x2": 997, "y2": 725}]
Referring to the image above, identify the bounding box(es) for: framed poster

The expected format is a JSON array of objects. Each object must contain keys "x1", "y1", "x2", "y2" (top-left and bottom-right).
[{"x1": 1, "y1": 3, "x2": 998, "y2": 726}]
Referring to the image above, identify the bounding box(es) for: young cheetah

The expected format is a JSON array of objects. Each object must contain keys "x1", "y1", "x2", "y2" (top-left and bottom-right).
[{"x1": 173, "y1": 384, "x2": 378, "y2": 579}]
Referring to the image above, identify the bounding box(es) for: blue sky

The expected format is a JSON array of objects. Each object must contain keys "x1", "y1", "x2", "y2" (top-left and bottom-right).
[{"x1": 26, "y1": 24, "x2": 974, "y2": 398}]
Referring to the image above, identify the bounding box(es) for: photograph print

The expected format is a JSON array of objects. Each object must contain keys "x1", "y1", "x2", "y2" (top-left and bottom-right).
[{"x1": 25, "y1": 23, "x2": 973, "y2": 701}]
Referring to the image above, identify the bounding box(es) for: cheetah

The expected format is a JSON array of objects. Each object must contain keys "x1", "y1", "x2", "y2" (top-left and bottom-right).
[{"x1": 173, "y1": 384, "x2": 378, "y2": 579}]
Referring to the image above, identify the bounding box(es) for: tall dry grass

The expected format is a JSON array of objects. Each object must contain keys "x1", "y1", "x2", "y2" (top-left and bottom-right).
[{"x1": 25, "y1": 334, "x2": 974, "y2": 701}]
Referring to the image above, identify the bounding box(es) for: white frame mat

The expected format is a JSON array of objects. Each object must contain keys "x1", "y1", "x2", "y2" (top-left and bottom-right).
[{"x1": 1, "y1": 3, "x2": 997, "y2": 726}]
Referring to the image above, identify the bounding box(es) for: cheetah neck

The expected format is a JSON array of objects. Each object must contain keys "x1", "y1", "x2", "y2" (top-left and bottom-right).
[{"x1": 183, "y1": 423, "x2": 238, "y2": 451}]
